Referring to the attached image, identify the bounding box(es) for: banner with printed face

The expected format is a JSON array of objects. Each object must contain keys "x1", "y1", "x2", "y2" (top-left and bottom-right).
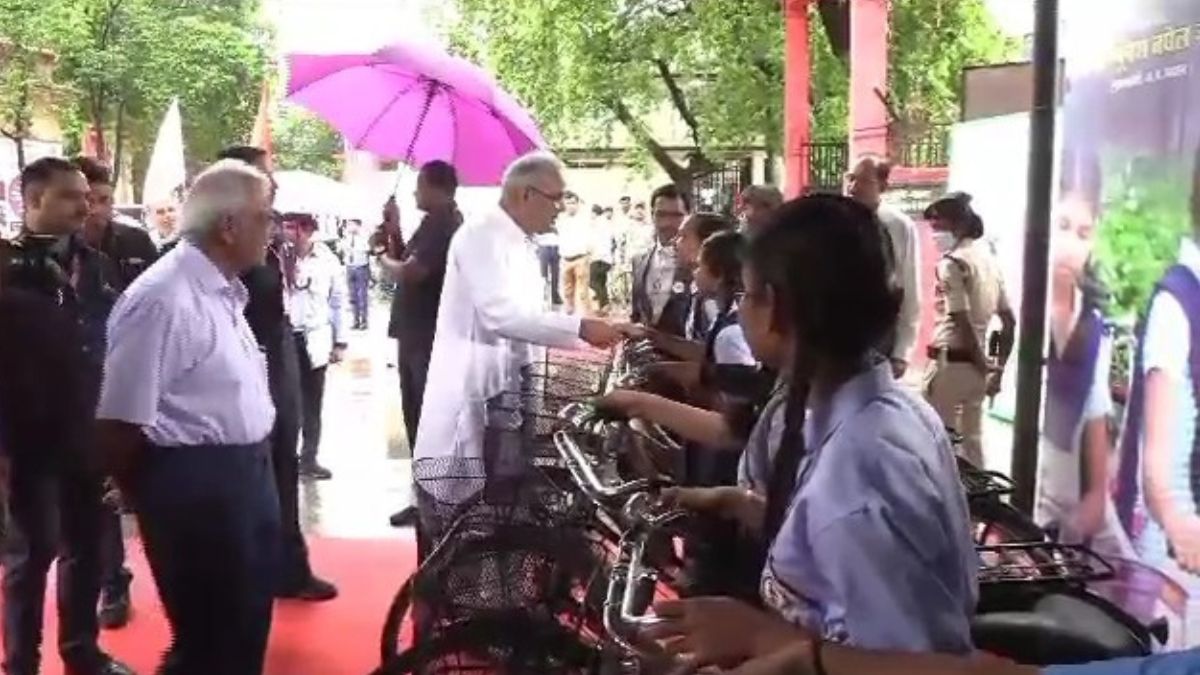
[{"x1": 1037, "y1": 0, "x2": 1200, "y2": 648}]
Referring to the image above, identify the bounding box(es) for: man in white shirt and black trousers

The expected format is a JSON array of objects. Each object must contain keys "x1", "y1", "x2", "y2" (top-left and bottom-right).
[
  {"x1": 96, "y1": 160, "x2": 282, "y2": 675},
  {"x1": 412, "y1": 151, "x2": 630, "y2": 556}
]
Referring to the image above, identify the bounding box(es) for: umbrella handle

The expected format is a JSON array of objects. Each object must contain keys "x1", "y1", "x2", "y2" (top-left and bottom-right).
[{"x1": 388, "y1": 80, "x2": 438, "y2": 198}]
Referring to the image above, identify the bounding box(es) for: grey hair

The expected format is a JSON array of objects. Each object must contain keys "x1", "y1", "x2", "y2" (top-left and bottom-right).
[
  {"x1": 501, "y1": 151, "x2": 565, "y2": 192},
  {"x1": 180, "y1": 159, "x2": 271, "y2": 243}
]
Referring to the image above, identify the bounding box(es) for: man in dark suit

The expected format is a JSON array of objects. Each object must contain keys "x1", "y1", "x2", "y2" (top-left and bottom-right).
[
  {"x1": 217, "y1": 145, "x2": 337, "y2": 602},
  {"x1": 71, "y1": 157, "x2": 158, "y2": 630},
  {"x1": 0, "y1": 157, "x2": 133, "y2": 675},
  {"x1": 630, "y1": 184, "x2": 692, "y2": 337}
]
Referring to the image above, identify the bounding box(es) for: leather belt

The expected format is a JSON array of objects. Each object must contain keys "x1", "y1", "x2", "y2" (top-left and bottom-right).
[{"x1": 927, "y1": 346, "x2": 976, "y2": 364}]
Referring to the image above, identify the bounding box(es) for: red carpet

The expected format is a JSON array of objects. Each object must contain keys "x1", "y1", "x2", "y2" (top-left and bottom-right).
[{"x1": 12, "y1": 535, "x2": 416, "y2": 675}]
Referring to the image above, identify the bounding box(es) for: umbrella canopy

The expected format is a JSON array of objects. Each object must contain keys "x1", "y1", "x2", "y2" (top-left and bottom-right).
[{"x1": 286, "y1": 42, "x2": 547, "y2": 186}]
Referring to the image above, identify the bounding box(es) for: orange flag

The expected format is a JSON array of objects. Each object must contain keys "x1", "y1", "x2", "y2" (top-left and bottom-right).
[{"x1": 249, "y1": 76, "x2": 274, "y2": 167}]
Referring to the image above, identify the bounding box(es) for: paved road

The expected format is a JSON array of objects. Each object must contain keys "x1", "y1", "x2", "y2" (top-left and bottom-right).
[{"x1": 299, "y1": 304, "x2": 412, "y2": 540}]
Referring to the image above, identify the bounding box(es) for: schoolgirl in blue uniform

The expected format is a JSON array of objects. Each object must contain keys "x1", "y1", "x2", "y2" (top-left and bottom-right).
[{"x1": 609, "y1": 196, "x2": 977, "y2": 660}]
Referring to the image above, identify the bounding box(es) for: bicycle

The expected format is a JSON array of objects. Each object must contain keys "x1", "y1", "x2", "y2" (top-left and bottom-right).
[{"x1": 375, "y1": 457, "x2": 611, "y2": 674}]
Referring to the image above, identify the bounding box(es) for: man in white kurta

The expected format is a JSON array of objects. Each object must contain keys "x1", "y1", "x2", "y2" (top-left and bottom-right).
[{"x1": 414, "y1": 153, "x2": 626, "y2": 503}]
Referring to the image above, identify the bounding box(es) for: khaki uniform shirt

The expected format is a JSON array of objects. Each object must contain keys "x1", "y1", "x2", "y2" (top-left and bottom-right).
[{"x1": 931, "y1": 238, "x2": 1010, "y2": 351}]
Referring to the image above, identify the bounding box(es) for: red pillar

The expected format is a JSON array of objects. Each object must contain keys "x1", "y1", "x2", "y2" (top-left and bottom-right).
[
  {"x1": 783, "y1": 0, "x2": 811, "y2": 198},
  {"x1": 849, "y1": 0, "x2": 890, "y2": 160}
]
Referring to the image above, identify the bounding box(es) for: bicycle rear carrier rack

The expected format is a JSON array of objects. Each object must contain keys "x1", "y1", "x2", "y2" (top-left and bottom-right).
[{"x1": 977, "y1": 542, "x2": 1116, "y2": 586}]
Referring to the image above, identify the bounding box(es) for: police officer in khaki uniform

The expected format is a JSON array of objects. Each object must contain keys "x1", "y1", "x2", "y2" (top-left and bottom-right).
[{"x1": 922, "y1": 193, "x2": 1016, "y2": 467}]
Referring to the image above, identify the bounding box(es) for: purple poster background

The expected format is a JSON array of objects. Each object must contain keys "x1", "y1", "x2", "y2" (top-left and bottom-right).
[{"x1": 1041, "y1": 0, "x2": 1200, "y2": 648}]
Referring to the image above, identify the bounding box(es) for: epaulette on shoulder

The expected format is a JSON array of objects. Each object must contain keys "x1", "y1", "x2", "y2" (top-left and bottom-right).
[{"x1": 940, "y1": 251, "x2": 970, "y2": 276}]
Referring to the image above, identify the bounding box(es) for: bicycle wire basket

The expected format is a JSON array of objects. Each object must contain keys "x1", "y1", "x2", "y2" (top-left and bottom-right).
[
  {"x1": 403, "y1": 457, "x2": 611, "y2": 673},
  {"x1": 528, "y1": 351, "x2": 613, "y2": 400}
]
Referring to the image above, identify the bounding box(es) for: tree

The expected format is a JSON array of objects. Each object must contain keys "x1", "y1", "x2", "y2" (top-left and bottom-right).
[
  {"x1": 40, "y1": 0, "x2": 269, "y2": 196},
  {"x1": 274, "y1": 105, "x2": 344, "y2": 180},
  {"x1": 451, "y1": 0, "x2": 1017, "y2": 190},
  {"x1": 0, "y1": 0, "x2": 72, "y2": 169}
]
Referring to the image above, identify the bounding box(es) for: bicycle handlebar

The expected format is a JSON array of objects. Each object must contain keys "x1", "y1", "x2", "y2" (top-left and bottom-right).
[
  {"x1": 552, "y1": 429, "x2": 657, "y2": 502},
  {"x1": 604, "y1": 528, "x2": 672, "y2": 653}
]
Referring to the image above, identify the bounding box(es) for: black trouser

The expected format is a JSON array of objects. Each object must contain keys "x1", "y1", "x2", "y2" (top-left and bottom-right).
[
  {"x1": 398, "y1": 341, "x2": 433, "y2": 563},
  {"x1": 98, "y1": 500, "x2": 131, "y2": 601},
  {"x1": 271, "y1": 331, "x2": 311, "y2": 589},
  {"x1": 397, "y1": 343, "x2": 432, "y2": 451},
  {"x1": 680, "y1": 447, "x2": 758, "y2": 600},
  {"x1": 131, "y1": 441, "x2": 280, "y2": 675},
  {"x1": 589, "y1": 260, "x2": 612, "y2": 309},
  {"x1": 2, "y1": 459, "x2": 107, "y2": 675},
  {"x1": 294, "y1": 333, "x2": 329, "y2": 466},
  {"x1": 538, "y1": 245, "x2": 562, "y2": 306},
  {"x1": 347, "y1": 264, "x2": 370, "y2": 327}
]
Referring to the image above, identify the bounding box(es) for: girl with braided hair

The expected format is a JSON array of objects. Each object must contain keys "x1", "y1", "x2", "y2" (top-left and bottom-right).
[{"x1": 637, "y1": 195, "x2": 978, "y2": 666}]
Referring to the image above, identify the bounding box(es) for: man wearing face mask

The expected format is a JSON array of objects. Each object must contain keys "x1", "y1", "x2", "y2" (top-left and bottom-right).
[{"x1": 0, "y1": 157, "x2": 134, "y2": 675}]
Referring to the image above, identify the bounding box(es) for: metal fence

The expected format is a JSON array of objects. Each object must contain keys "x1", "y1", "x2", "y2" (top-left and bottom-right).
[
  {"x1": 803, "y1": 140, "x2": 850, "y2": 193},
  {"x1": 691, "y1": 157, "x2": 753, "y2": 215}
]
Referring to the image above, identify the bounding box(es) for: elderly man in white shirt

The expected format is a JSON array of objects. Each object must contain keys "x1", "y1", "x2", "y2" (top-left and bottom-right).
[
  {"x1": 95, "y1": 160, "x2": 280, "y2": 675},
  {"x1": 413, "y1": 152, "x2": 627, "y2": 511},
  {"x1": 846, "y1": 154, "x2": 922, "y2": 378}
]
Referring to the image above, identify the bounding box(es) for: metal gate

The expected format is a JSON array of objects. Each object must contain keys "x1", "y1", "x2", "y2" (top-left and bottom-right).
[{"x1": 691, "y1": 157, "x2": 752, "y2": 216}]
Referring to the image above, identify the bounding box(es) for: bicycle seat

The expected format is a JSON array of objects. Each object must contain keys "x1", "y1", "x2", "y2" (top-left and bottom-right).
[{"x1": 972, "y1": 592, "x2": 1151, "y2": 665}]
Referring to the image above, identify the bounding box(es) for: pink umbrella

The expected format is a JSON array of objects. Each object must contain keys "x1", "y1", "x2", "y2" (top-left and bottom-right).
[{"x1": 286, "y1": 42, "x2": 548, "y2": 186}]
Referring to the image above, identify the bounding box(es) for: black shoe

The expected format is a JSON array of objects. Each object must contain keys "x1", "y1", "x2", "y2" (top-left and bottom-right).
[
  {"x1": 277, "y1": 575, "x2": 338, "y2": 602},
  {"x1": 65, "y1": 655, "x2": 136, "y2": 675},
  {"x1": 99, "y1": 589, "x2": 132, "y2": 630},
  {"x1": 299, "y1": 462, "x2": 333, "y2": 480},
  {"x1": 389, "y1": 505, "x2": 419, "y2": 528}
]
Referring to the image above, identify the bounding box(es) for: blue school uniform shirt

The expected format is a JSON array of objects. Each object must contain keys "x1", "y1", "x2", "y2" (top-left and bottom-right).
[
  {"x1": 760, "y1": 362, "x2": 979, "y2": 653},
  {"x1": 1043, "y1": 648, "x2": 1200, "y2": 675}
]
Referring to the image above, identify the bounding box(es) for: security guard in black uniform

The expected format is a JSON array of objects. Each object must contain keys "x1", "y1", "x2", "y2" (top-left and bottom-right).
[
  {"x1": 216, "y1": 145, "x2": 337, "y2": 601},
  {"x1": 71, "y1": 157, "x2": 158, "y2": 631},
  {"x1": 0, "y1": 157, "x2": 134, "y2": 675}
]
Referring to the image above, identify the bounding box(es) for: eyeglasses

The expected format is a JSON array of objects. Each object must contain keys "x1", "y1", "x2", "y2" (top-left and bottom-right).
[
  {"x1": 653, "y1": 209, "x2": 686, "y2": 220},
  {"x1": 527, "y1": 186, "x2": 566, "y2": 208}
]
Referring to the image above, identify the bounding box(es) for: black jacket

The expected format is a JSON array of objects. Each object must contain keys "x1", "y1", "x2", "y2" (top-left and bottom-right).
[
  {"x1": 0, "y1": 288, "x2": 94, "y2": 469},
  {"x1": 95, "y1": 220, "x2": 158, "y2": 288}
]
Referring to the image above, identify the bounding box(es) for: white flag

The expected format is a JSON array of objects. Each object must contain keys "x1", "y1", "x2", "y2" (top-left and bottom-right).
[{"x1": 142, "y1": 98, "x2": 186, "y2": 205}]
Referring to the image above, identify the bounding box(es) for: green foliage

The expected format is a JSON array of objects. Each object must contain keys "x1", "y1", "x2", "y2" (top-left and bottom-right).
[
  {"x1": 452, "y1": 0, "x2": 782, "y2": 185},
  {"x1": 0, "y1": 0, "x2": 269, "y2": 195},
  {"x1": 888, "y1": 0, "x2": 1018, "y2": 128},
  {"x1": 1094, "y1": 155, "x2": 1193, "y2": 321},
  {"x1": 0, "y1": 0, "x2": 75, "y2": 166},
  {"x1": 274, "y1": 105, "x2": 343, "y2": 180},
  {"x1": 451, "y1": 0, "x2": 1015, "y2": 181},
  {"x1": 810, "y1": 14, "x2": 848, "y2": 139}
]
